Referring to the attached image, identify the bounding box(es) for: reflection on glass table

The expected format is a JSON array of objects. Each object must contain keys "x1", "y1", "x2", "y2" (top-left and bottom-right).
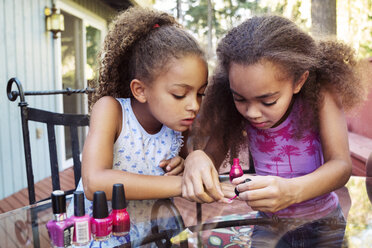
[{"x1": 0, "y1": 176, "x2": 371, "y2": 247}]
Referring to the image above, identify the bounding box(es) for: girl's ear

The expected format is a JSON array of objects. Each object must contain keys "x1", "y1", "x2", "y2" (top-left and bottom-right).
[
  {"x1": 293, "y1": 70, "x2": 309, "y2": 94},
  {"x1": 130, "y1": 79, "x2": 147, "y2": 103}
]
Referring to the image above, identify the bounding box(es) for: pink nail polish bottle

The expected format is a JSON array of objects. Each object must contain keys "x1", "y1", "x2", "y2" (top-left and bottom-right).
[
  {"x1": 71, "y1": 191, "x2": 91, "y2": 245},
  {"x1": 46, "y1": 190, "x2": 74, "y2": 248},
  {"x1": 229, "y1": 158, "x2": 244, "y2": 182},
  {"x1": 111, "y1": 183, "x2": 130, "y2": 236},
  {"x1": 91, "y1": 191, "x2": 112, "y2": 241}
]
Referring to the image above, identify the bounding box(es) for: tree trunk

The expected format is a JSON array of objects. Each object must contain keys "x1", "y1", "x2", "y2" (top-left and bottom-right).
[
  {"x1": 311, "y1": 0, "x2": 337, "y2": 38},
  {"x1": 177, "y1": 0, "x2": 183, "y2": 22},
  {"x1": 207, "y1": 0, "x2": 213, "y2": 59}
]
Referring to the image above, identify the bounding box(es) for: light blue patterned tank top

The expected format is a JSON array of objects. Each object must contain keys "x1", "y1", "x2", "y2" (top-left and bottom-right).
[{"x1": 68, "y1": 98, "x2": 184, "y2": 246}]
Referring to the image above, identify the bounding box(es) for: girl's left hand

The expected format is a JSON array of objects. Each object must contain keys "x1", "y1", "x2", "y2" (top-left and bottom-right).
[
  {"x1": 232, "y1": 175, "x2": 299, "y2": 213},
  {"x1": 160, "y1": 156, "x2": 184, "y2": 176}
]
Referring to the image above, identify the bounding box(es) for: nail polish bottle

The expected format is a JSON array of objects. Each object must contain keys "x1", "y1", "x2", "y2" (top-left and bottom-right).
[
  {"x1": 46, "y1": 190, "x2": 74, "y2": 248},
  {"x1": 71, "y1": 191, "x2": 91, "y2": 245},
  {"x1": 229, "y1": 158, "x2": 244, "y2": 182},
  {"x1": 111, "y1": 183, "x2": 130, "y2": 236},
  {"x1": 91, "y1": 191, "x2": 112, "y2": 241}
]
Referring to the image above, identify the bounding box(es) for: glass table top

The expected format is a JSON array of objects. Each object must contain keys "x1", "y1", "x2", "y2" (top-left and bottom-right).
[{"x1": 0, "y1": 175, "x2": 371, "y2": 247}]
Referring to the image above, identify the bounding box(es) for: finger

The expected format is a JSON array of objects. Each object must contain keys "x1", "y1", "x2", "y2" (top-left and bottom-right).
[
  {"x1": 220, "y1": 184, "x2": 235, "y2": 199},
  {"x1": 212, "y1": 169, "x2": 225, "y2": 196},
  {"x1": 246, "y1": 200, "x2": 277, "y2": 212},
  {"x1": 202, "y1": 172, "x2": 223, "y2": 201},
  {"x1": 158, "y1": 159, "x2": 169, "y2": 168},
  {"x1": 232, "y1": 175, "x2": 252, "y2": 185},
  {"x1": 165, "y1": 165, "x2": 184, "y2": 176},
  {"x1": 247, "y1": 199, "x2": 280, "y2": 213},
  {"x1": 218, "y1": 197, "x2": 232, "y2": 204},
  {"x1": 181, "y1": 180, "x2": 194, "y2": 202},
  {"x1": 238, "y1": 186, "x2": 274, "y2": 202},
  {"x1": 166, "y1": 157, "x2": 183, "y2": 171},
  {"x1": 185, "y1": 175, "x2": 209, "y2": 203},
  {"x1": 182, "y1": 177, "x2": 198, "y2": 202},
  {"x1": 192, "y1": 174, "x2": 217, "y2": 203}
]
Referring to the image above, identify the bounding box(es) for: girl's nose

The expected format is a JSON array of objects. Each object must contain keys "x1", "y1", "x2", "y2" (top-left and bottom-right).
[
  {"x1": 186, "y1": 96, "x2": 200, "y2": 112},
  {"x1": 246, "y1": 104, "x2": 262, "y2": 119}
]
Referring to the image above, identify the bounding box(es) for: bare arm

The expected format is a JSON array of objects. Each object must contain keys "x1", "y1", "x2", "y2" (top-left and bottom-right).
[
  {"x1": 82, "y1": 97, "x2": 182, "y2": 201},
  {"x1": 291, "y1": 89, "x2": 351, "y2": 199},
  {"x1": 236, "y1": 91, "x2": 352, "y2": 212}
]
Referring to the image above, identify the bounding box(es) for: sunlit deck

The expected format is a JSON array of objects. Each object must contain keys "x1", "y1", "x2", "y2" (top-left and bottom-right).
[{"x1": 0, "y1": 167, "x2": 75, "y2": 214}]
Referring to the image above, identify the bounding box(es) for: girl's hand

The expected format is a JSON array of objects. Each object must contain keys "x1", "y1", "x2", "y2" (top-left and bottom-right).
[
  {"x1": 160, "y1": 156, "x2": 184, "y2": 176},
  {"x1": 220, "y1": 182, "x2": 236, "y2": 199},
  {"x1": 182, "y1": 150, "x2": 225, "y2": 203},
  {"x1": 233, "y1": 175, "x2": 298, "y2": 213}
]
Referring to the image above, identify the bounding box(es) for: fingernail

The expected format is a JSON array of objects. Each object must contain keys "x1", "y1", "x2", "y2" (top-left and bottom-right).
[{"x1": 234, "y1": 187, "x2": 240, "y2": 196}]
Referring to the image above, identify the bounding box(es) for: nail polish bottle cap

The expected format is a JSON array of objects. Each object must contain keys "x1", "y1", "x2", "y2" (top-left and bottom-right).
[
  {"x1": 93, "y1": 191, "x2": 109, "y2": 219},
  {"x1": 112, "y1": 183, "x2": 127, "y2": 210},
  {"x1": 51, "y1": 190, "x2": 66, "y2": 214},
  {"x1": 74, "y1": 191, "x2": 85, "y2": 217}
]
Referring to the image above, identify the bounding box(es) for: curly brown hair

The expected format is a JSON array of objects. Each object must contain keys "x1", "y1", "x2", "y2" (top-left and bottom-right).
[
  {"x1": 194, "y1": 15, "x2": 366, "y2": 158},
  {"x1": 91, "y1": 7, "x2": 205, "y2": 104}
]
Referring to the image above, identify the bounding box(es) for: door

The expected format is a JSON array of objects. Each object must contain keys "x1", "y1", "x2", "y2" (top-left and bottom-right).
[{"x1": 59, "y1": 6, "x2": 105, "y2": 168}]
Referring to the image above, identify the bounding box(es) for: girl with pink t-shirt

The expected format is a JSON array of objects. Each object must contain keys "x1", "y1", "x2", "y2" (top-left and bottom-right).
[{"x1": 182, "y1": 15, "x2": 368, "y2": 247}]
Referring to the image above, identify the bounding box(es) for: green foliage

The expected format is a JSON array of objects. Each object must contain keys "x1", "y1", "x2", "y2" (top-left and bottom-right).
[
  {"x1": 359, "y1": 15, "x2": 372, "y2": 58},
  {"x1": 184, "y1": 0, "x2": 270, "y2": 41}
]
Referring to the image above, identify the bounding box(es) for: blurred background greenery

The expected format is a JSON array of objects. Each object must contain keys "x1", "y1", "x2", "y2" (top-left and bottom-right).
[
  {"x1": 150, "y1": 1, "x2": 372, "y2": 247},
  {"x1": 152, "y1": 0, "x2": 372, "y2": 69}
]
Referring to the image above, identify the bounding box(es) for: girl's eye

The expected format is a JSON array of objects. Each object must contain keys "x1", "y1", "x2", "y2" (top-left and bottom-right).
[
  {"x1": 262, "y1": 100, "x2": 277, "y2": 106},
  {"x1": 197, "y1": 93, "x2": 205, "y2": 97},
  {"x1": 173, "y1": 94, "x2": 185, "y2": 99},
  {"x1": 233, "y1": 97, "x2": 245, "y2": 102}
]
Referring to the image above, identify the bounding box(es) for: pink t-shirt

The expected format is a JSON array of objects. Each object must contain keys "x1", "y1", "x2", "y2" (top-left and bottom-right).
[{"x1": 246, "y1": 99, "x2": 338, "y2": 219}]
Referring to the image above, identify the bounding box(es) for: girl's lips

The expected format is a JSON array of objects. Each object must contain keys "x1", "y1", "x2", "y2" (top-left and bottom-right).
[
  {"x1": 181, "y1": 118, "x2": 195, "y2": 126},
  {"x1": 250, "y1": 121, "x2": 268, "y2": 128}
]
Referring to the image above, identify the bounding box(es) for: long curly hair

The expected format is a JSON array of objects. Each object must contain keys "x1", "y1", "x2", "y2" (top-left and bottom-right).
[
  {"x1": 194, "y1": 15, "x2": 367, "y2": 158},
  {"x1": 91, "y1": 7, "x2": 205, "y2": 104}
]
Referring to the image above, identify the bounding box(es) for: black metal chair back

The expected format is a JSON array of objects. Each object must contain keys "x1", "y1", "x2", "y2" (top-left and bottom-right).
[{"x1": 7, "y1": 77, "x2": 94, "y2": 205}]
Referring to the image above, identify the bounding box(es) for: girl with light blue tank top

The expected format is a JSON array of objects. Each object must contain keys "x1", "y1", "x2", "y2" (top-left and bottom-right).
[
  {"x1": 66, "y1": 7, "x2": 208, "y2": 247},
  {"x1": 69, "y1": 98, "x2": 184, "y2": 246}
]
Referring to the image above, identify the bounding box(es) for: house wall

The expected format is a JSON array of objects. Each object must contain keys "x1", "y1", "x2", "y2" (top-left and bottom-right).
[
  {"x1": 1, "y1": 0, "x2": 56, "y2": 200},
  {"x1": 0, "y1": 0, "x2": 117, "y2": 200},
  {"x1": 347, "y1": 90, "x2": 372, "y2": 139},
  {"x1": 347, "y1": 59, "x2": 372, "y2": 139}
]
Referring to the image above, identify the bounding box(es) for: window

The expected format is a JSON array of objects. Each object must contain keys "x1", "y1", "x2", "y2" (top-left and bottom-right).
[{"x1": 58, "y1": 4, "x2": 106, "y2": 167}]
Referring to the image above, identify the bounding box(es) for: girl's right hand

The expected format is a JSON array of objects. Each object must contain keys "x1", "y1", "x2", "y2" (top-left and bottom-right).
[
  {"x1": 232, "y1": 175, "x2": 298, "y2": 213},
  {"x1": 182, "y1": 150, "x2": 225, "y2": 203}
]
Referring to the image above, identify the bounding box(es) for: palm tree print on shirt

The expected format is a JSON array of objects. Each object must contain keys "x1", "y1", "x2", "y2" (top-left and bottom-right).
[
  {"x1": 256, "y1": 137, "x2": 277, "y2": 153},
  {"x1": 278, "y1": 145, "x2": 300, "y2": 172},
  {"x1": 302, "y1": 130, "x2": 321, "y2": 166},
  {"x1": 273, "y1": 122, "x2": 293, "y2": 141},
  {"x1": 271, "y1": 156, "x2": 284, "y2": 175}
]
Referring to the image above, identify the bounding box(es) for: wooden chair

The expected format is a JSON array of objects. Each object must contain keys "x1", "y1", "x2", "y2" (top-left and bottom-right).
[{"x1": 6, "y1": 77, "x2": 94, "y2": 205}]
